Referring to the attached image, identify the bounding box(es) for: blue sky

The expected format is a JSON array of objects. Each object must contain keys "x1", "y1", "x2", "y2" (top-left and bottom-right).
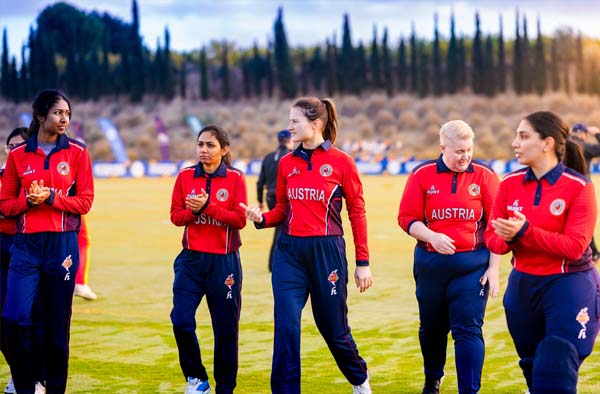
[{"x1": 1, "y1": 0, "x2": 598, "y2": 56}]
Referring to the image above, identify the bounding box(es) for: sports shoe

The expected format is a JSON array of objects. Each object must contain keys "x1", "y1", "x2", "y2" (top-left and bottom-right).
[
  {"x1": 422, "y1": 376, "x2": 441, "y2": 394},
  {"x1": 4, "y1": 375, "x2": 16, "y2": 394},
  {"x1": 74, "y1": 284, "x2": 97, "y2": 300},
  {"x1": 352, "y1": 371, "x2": 371, "y2": 394},
  {"x1": 35, "y1": 382, "x2": 46, "y2": 394},
  {"x1": 185, "y1": 377, "x2": 211, "y2": 394}
]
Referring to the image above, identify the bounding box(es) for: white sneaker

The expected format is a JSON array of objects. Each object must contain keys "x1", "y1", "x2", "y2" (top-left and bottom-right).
[
  {"x1": 74, "y1": 284, "x2": 97, "y2": 300},
  {"x1": 4, "y1": 375, "x2": 16, "y2": 394},
  {"x1": 35, "y1": 382, "x2": 46, "y2": 394},
  {"x1": 352, "y1": 371, "x2": 371, "y2": 394},
  {"x1": 185, "y1": 377, "x2": 211, "y2": 394}
]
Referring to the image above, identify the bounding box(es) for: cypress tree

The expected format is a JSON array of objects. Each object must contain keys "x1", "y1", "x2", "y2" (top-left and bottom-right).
[
  {"x1": 299, "y1": 49, "x2": 309, "y2": 95},
  {"x1": 534, "y1": 18, "x2": 547, "y2": 96},
  {"x1": 446, "y1": 13, "x2": 458, "y2": 94},
  {"x1": 252, "y1": 42, "x2": 263, "y2": 96},
  {"x1": 310, "y1": 46, "x2": 323, "y2": 92},
  {"x1": 241, "y1": 54, "x2": 251, "y2": 98},
  {"x1": 101, "y1": 29, "x2": 110, "y2": 95},
  {"x1": 325, "y1": 38, "x2": 337, "y2": 96},
  {"x1": 340, "y1": 14, "x2": 355, "y2": 93},
  {"x1": 550, "y1": 37, "x2": 560, "y2": 91},
  {"x1": 382, "y1": 28, "x2": 393, "y2": 96},
  {"x1": 471, "y1": 12, "x2": 484, "y2": 94},
  {"x1": 575, "y1": 32, "x2": 585, "y2": 93},
  {"x1": 432, "y1": 14, "x2": 443, "y2": 96},
  {"x1": 154, "y1": 39, "x2": 163, "y2": 95},
  {"x1": 220, "y1": 42, "x2": 230, "y2": 100},
  {"x1": 484, "y1": 35, "x2": 496, "y2": 96},
  {"x1": 180, "y1": 54, "x2": 187, "y2": 99},
  {"x1": 355, "y1": 41, "x2": 367, "y2": 93},
  {"x1": 370, "y1": 26, "x2": 381, "y2": 90},
  {"x1": 1, "y1": 28, "x2": 10, "y2": 98},
  {"x1": 273, "y1": 7, "x2": 297, "y2": 98},
  {"x1": 410, "y1": 23, "x2": 418, "y2": 93},
  {"x1": 199, "y1": 46, "x2": 209, "y2": 100},
  {"x1": 9, "y1": 56, "x2": 18, "y2": 103},
  {"x1": 513, "y1": 10, "x2": 523, "y2": 94},
  {"x1": 130, "y1": 0, "x2": 145, "y2": 101},
  {"x1": 397, "y1": 37, "x2": 407, "y2": 92},
  {"x1": 458, "y1": 36, "x2": 467, "y2": 90},
  {"x1": 20, "y1": 45, "x2": 29, "y2": 101},
  {"x1": 418, "y1": 44, "x2": 429, "y2": 98},
  {"x1": 564, "y1": 62, "x2": 571, "y2": 94},
  {"x1": 521, "y1": 15, "x2": 532, "y2": 93},
  {"x1": 497, "y1": 15, "x2": 507, "y2": 92},
  {"x1": 265, "y1": 42, "x2": 274, "y2": 98},
  {"x1": 164, "y1": 27, "x2": 174, "y2": 100}
]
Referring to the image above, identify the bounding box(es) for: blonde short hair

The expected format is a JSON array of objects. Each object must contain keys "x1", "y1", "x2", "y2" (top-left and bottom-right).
[{"x1": 440, "y1": 120, "x2": 474, "y2": 145}]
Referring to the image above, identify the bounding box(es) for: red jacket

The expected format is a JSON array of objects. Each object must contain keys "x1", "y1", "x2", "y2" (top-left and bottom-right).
[
  {"x1": 398, "y1": 156, "x2": 500, "y2": 252},
  {"x1": 0, "y1": 169, "x2": 16, "y2": 235},
  {"x1": 171, "y1": 162, "x2": 247, "y2": 254},
  {"x1": 261, "y1": 141, "x2": 369, "y2": 265},
  {"x1": 0, "y1": 134, "x2": 94, "y2": 233},
  {"x1": 484, "y1": 163, "x2": 597, "y2": 275}
]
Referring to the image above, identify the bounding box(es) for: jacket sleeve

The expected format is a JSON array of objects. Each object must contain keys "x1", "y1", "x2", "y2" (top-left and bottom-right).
[
  {"x1": 397, "y1": 171, "x2": 424, "y2": 235},
  {"x1": 482, "y1": 171, "x2": 501, "y2": 223},
  {"x1": 484, "y1": 181, "x2": 513, "y2": 255},
  {"x1": 48, "y1": 149, "x2": 94, "y2": 214},
  {"x1": 170, "y1": 173, "x2": 197, "y2": 226},
  {"x1": 256, "y1": 157, "x2": 267, "y2": 203},
  {"x1": 262, "y1": 159, "x2": 288, "y2": 228},
  {"x1": 203, "y1": 172, "x2": 247, "y2": 229},
  {"x1": 0, "y1": 151, "x2": 31, "y2": 217},
  {"x1": 516, "y1": 181, "x2": 596, "y2": 260},
  {"x1": 343, "y1": 157, "x2": 369, "y2": 265}
]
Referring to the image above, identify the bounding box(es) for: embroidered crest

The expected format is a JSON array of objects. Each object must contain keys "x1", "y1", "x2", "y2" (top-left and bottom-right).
[
  {"x1": 576, "y1": 307, "x2": 590, "y2": 339},
  {"x1": 62, "y1": 255, "x2": 73, "y2": 281},
  {"x1": 320, "y1": 164, "x2": 333, "y2": 177},
  {"x1": 216, "y1": 188, "x2": 229, "y2": 201},
  {"x1": 328, "y1": 270, "x2": 339, "y2": 295},
  {"x1": 550, "y1": 199, "x2": 566, "y2": 216},
  {"x1": 224, "y1": 273, "x2": 235, "y2": 300},
  {"x1": 57, "y1": 161, "x2": 70, "y2": 175},
  {"x1": 468, "y1": 184, "x2": 480, "y2": 196}
]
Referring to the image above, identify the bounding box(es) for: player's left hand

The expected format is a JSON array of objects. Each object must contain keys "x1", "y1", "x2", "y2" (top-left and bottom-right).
[
  {"x1": 354, "y1": 266, "x2": 373, "y2": 293},
  {"x1": 491, "y1": 210, "x2": 526, "y2": 241},
  {"x1": 480, "y1": 267, "x2": 500, "y2": 298}
]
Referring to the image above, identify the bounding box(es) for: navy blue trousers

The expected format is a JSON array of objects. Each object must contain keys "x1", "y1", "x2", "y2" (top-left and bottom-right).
[
  {"x1": 170, "y1": 249, "x2": 242, "y2": 394},
  {"x1": 271, "y1": 234, "x2": 368, "y2": 394},
  {"x1": 2, "y1": 232, "x2": 78, "y2": 394},
  {"x1": 504, "y1": 268, "x2": 600, "y2": 392},
  {"x1": 414, "y1": 247, "x2": 490, "y2": 394}
]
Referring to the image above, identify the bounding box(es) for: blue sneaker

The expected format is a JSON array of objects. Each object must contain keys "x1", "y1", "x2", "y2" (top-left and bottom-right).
[{"x1": 185, "y1": 377, "x2": 211, "y2": 394}]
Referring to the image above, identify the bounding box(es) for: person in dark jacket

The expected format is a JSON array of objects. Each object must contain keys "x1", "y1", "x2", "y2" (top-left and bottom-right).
[
  {"x1": 570, "y1": 122, "x2": 600, "y2": 262},
  {"x1": 256, "y1": 130, "x2": 293, "y2": 272}
]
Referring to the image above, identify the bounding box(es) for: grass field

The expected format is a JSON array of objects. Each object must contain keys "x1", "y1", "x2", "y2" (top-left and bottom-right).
[{"x1": 2, "y1": 175, "x2": 600, "y2": 393}]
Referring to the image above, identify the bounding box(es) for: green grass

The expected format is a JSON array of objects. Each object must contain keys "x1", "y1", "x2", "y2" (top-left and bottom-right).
[{"x1": 2, "y1": 175, "x2": 600, "y2": 393}]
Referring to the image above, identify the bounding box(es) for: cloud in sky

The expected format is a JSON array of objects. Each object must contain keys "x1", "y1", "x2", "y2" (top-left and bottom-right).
[{"x1": 1, "y1": 0, "x2": 598, "y2": 56}]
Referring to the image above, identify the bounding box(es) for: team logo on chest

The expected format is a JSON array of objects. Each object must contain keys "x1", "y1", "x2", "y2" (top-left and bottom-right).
[
  {"x1": 550, "y1": 199, "x2": 566, "y2": 216},
  {"x1": 576, "y1": 307, "x2": 590, "y2": 339},
  {"x1": 57, "y1": 161, "x2": 70, "y2": 175},
  {"x1": 23, "y1": 165, "x2": 36, "y2": 176},
  {"x1": 507, "y1": 199, "x2": 523, "y2": 212},
  {"x1": 224, "y1": 273, "x2": 235, "y2": 299},
  {"x1": 328, "y1": 270, "x2": 339, "y2": 295},
  {"x1": 468, "y1": 184, "x2": 480, "y2": 196},
  {"x1": 216, "y1": 188, "x2": 229, "y2": 201},
  {"x1": 62, "y1": 255, "x2": 73, "y2": 281},
  {"x1": 427, "y1": 185, "x2": 440, "y2": 195},
  {"x1": 320, "y1": 164, "x2": 333, "y2": 177}
]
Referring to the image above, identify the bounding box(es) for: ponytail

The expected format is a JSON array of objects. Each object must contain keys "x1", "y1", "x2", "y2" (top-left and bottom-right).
[
  {"x1": 564, "y1": 139, "x2": 587, "y2": 175},
  {"x1": 321, "y1": 98, "x2": 338, "y2": 144}
]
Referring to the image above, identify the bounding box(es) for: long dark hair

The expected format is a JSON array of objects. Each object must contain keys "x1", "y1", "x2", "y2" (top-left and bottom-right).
[
  {"x1": 197, "y1": 125, "x2": 232, "y2": 167},
  {"x1": 292, "y1": 97, "x2": 338, "y2": 144},
  {"x1": 7, "y1": 127, "x2": 30, "y2": 145},
  {"x1": 524, "y1": 111, "x2": 586, "y2": 175},
  {"x1": 30, "y1": 89, "x2": 71, "y2": 135}
]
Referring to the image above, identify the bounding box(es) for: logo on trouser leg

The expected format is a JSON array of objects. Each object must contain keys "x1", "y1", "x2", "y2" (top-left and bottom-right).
[
  {"x1": 576, "y1": 307, "x2": 590, "y2": 339},
  {"x1": 62, "y1": 255, "x2": 73, "y2": 281},
  {"x1": 328, "y1": 270, "x2": 339, "y2": 296},
  {"x1": 224, "y1": 273, "x2": 235, "y2": 300}
]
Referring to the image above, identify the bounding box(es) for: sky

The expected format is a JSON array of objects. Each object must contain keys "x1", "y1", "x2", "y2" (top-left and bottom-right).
[{"x1": 1, "y1": 0, "x2": 599, "y2": 57}]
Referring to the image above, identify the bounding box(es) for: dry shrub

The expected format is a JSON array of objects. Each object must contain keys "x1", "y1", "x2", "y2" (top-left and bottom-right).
[
  {"x1": 340, "y1": 95, "x2": 362, "y2": 117},
  {"x1": 374, "y1": 109, "x2": 395, "y2": 133},
  {"x1": 90, "y1": 140, "x2": 115, "y2": 161},
  {"x1": 423, "y1": 110, "x2": 442, "y2": 130},
  {"x1": 365, "y1": 94, "x2": 387, "y2": 118},
  {"x1": 379, "y1": 125, "x2": 399, "y2": 139},
  {"x1": 543, "y1": 92, "x2": 571, "y2": 114},
  {"x1": 446, "y1": 111, "x2": 464, "y2": 122},
  {"x1": 487, "y1": 115, "x2": 511, "y2": 136},
  {"x1": 390, "y1": 95, "x2": 413, "y2": 115},
  {"x1": 214, "y1": 106, "x2": 233, "y2": 124},
  {"x1": 359, "y1": 123, "x2": 375, "y2": 139},
  {"x1": 571, "y1": 95, "x2": 600, "y2": 115},
  {"x1": 520, "y1": 94, "x2": 544, "y2": 114},
  {"x1": 493, "y1": 93, "x2": 519, "y2": 116},
  {"x1": 474, "y1": 125, "x2": 496, "y2": 156},
  {"x1": 416, "y1": 98, "x2": 436, "y2": 117},
  {"x1": 466, "y1": 113, "x2": 486, "y2": 130},
  {"x1": 586, "y1": 110, "x2": 600, "y2": 127},
  {"x1": 398, "y1": 110, "x2": 419, "y2": 131},
  {"x1": 437, "y1": 97, "x2": 462, "y2": 117},
  {"x1": 241, "y1": 106, "x2": 256, "y2": 120}
]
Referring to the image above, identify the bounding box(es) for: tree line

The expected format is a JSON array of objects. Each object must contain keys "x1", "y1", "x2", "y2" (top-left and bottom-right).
[{"x1": 2, "y1": 1, "x2": 600, "y2": 103}]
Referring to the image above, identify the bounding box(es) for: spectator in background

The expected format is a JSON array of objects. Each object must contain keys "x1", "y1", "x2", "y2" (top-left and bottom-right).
[
  {"x1": 570, "y1": 122, "x2": 600, "y2": 262},
  {"x1": 256, "y1": 130, "x2": 293, "y2": 272}
]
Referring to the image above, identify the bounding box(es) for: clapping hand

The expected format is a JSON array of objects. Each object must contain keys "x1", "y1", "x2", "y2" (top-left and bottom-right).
[{"x1": 27, "y1": 180, "x2": 51, "y2": 205}]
